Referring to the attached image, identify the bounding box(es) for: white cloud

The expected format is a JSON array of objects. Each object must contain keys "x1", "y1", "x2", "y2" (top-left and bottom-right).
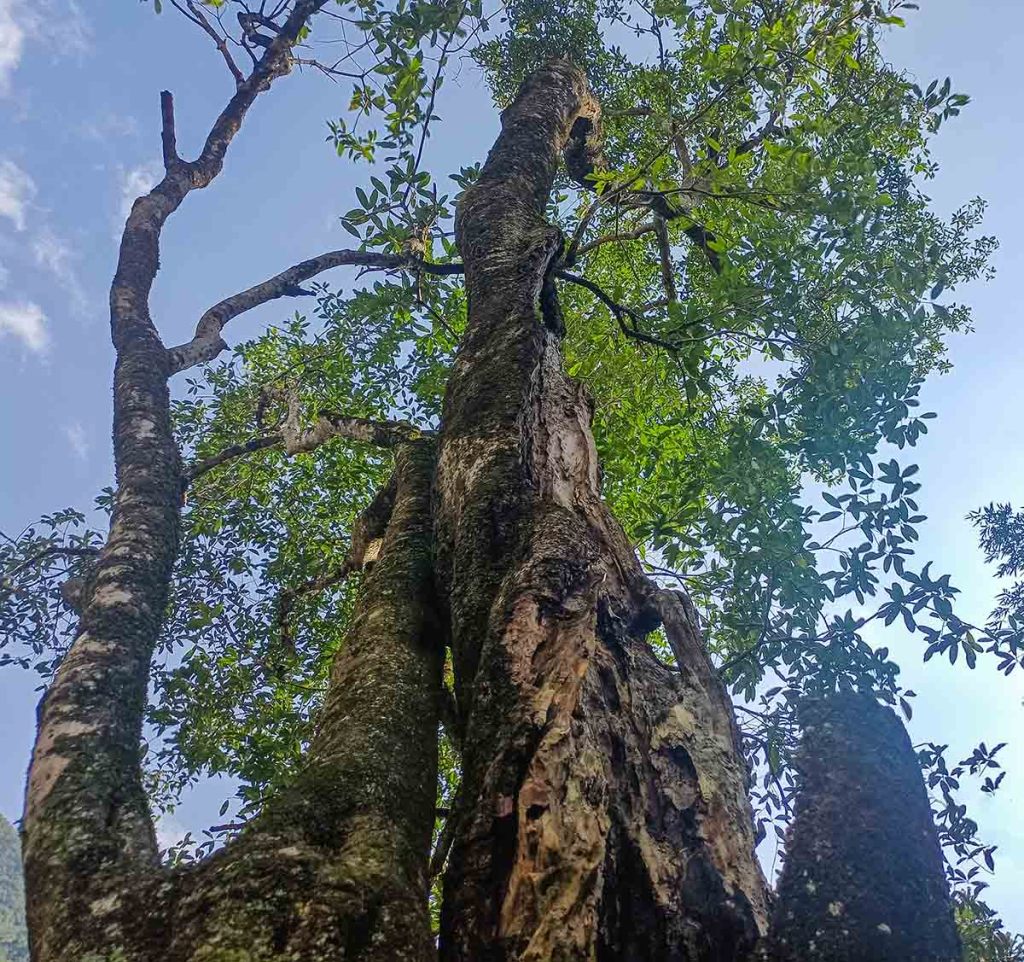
[
  {"x1": 0, "y1": 0, "x2": 90, "y2": 97},
  {"x1": 0, "y1": 0, "x2": 25, "y2": 96},
  {"x1": 63, "y1": 421, "x2": 87, "y2": 460},
  {"x1": 155, "y1": 814, "x2": 189, "y2": 852},
  {"x1": 116, "y1": 163, "x2": 161, "y2": 236},
  {"x1": 0, "y1": 299, "x2": 48, "y2": 352},
  {"x1": 32, "y1": 227, "x2": 86, "y2": 311},
  {"x1": 43, "y1": 0, "x2": 90, "y2": 59},
  {"x1": 0, "y1": 157, "x2": 35, "y2": 230}
]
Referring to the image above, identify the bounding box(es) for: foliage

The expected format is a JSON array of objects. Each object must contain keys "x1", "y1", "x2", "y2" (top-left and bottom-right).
[
  {"x1": 970, "y1": 503, "x2": 1024, "y2": 660},
  {"x1": 0, "y1": 0, "x2": 1015, "y2": 934},
  {"x1": 0, "y1": 816, "x2": 27, "y2": 962},
  {"x1": 957, "y1": 894, "x2": 1024, "y2": 962}
]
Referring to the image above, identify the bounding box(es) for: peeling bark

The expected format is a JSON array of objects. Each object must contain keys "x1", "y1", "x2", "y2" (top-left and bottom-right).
[
  {"x1": 434, "y1": 59, "x2": 768, "y2": 961},
  {"x1": 759, "y1": 693, "x2": 961, "y2": 962}
]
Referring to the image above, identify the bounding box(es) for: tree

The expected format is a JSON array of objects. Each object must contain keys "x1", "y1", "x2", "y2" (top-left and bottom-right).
[
  {"x1": 0, "y1": 816, "x2": 27, "y2": 962},
  {"x1": 956, "y1": 894, "x2": 1024, "y2": 962},
  {"x1": 0, "y1": 0, "x2": 1013, "y2": 958}
]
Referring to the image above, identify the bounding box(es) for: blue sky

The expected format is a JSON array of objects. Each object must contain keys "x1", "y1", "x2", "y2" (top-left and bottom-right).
[{"x1": 1, "y1": 0, "x2": 1022, "y2": 931}]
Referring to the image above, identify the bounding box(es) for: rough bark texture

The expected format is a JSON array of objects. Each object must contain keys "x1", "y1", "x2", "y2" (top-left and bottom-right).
[
  {"x1": 18, "y1": 6, "x2": 380, "y2": 959},
  {"x1": 25, "y1": 441, "x2": 442, "y2": 961},
  {"x1": 434, "y1": 59, "x2": 768, "y2": 962},
  {"x1": 761, "y1": 693, "x2": 961, "y2": 962}
]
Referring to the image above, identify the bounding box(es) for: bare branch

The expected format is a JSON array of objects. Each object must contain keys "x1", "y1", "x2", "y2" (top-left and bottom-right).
[
  {"x1": 186, "y1": 0, "x2": 335, "y2": 190},
  {"x1": 574, "y1": 221, "x2": 657, "y2": 259},
  {"x1": 170, "y1": 0, "x2": 245, "y2": 87},
  {"x1": 184, "y1": 433, "x2": 283, "y2": 485},
  {"x1": 168, "y1": 252, "x2": 464, "y2": 373},
  {"x1": 160, "y1": 91, "x2": 179, "y2": 170}
]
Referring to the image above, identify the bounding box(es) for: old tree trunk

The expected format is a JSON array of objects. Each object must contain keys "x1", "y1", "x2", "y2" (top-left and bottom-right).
[{"x1": 21, "y1": 59, "x2": 960, "y2": 961}]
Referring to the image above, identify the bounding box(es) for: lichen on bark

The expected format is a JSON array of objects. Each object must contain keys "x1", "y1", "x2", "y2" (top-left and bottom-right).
[
  {"x1": 434, "y1": 59, "x2": 768, "y2": 961},
  {"x1": 759, "y1": 693, "x2": 961, "y2": 962},
  {"x1": 25, "y1": 441, "x2": 443, "y2": 962}
]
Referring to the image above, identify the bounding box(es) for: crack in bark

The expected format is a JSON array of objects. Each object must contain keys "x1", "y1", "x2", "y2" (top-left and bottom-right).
[{"x1": 434, "y1": 59, "x2": 768, "y2": 962}]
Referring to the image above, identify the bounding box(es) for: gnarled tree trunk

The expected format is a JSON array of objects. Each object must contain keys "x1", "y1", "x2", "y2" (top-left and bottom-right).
[
  {"x1": 433, "y1": 59, "x2": 769, "y2": 961},
  {"x1": 25, "y1": 440, "x2": 442, "y2": 962},
  {"x1": 21, "y1": 51, "x2": 962, "y2": 962}
]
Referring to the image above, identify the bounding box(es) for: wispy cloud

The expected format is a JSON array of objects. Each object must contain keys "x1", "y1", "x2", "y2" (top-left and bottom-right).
[
  {"x1": 78, "y1": 112, "x2": 138, "y2": 142},
  {"x1": 0, "y1": 0, "x2": 26, "y2": 96},
  {"x1": 0, "y1": 157, "x2": 35, "y2": 230},
  {"x1": 42, "y1": 0, "x2": 90, "y2": 60},
  {"x1": 0, "y1": 0, "x2": 91, "y2": 96},
  {"x1": 116, "y1": 163, "x2": 161, "y2": 237},
  {"x1": 0, "y1": 299, "x2": 48, "y2": 352},
  {"x1": 32, "y1": 227, "x2": 87, "y2": 312},
  {"x1": 63, "y1": 421, "x2": 88, "y2": 460},
  {"x1": 0, "y1": 260, "x2": 8, "y2": 289}
]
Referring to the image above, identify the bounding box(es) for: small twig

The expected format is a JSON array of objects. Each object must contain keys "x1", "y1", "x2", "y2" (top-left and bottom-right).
[
  {"x1": 171, "y1": 0, "x2": 246, "y2": 87},
  {"x1": 4, "y1": 545, "x2": 99, "y2": 581},
  {"x1": 401, "y1": 19, "x2": 460, "y2": 209}
]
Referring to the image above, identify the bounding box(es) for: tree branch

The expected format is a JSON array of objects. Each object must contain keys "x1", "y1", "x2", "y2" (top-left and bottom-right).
[
  {"x1": 286, "y1": 413, "x2": 431, "y2": 455},
  {"x1": 185, "y1": 387, "x2": 431, "y2": 486},
  {"x1": 653, "y1": 214, "x2": 678, "y2": 302},
  {"x1": 168, "y1": 252, "x2": 464, "y2": 373},
  {"x1": 170, "y1": 0, "x2": 245, "y2": 87},
  {"x1": 574, "y1": 221, "x2": 657, "y2": 259},
  {"x1": 184, "y1": 433, "x2": 284, "y2": 485},
  {"x1": 160, "y1": 91, "x2": 179, "y2": 170},
  {"x1": 554, "y1": 269, "x2": 677, "y2": 351},
  {"x1": 3, "y1": 545, "x2": 99, "y2": 581},
  {"x1": 429, "y1": 790, "x2": 459, "y2": 877}
]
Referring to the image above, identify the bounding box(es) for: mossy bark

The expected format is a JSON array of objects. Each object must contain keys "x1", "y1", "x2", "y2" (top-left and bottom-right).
[
  {"x1": 434, "y1": 59, "x2": 769, "y2": 961},
  {"x1": 24, "y1": 442, "x2": 442, "y2": 962}
]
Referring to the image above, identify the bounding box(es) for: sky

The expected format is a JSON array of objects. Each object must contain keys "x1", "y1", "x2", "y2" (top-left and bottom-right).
[{"x1": 1, "y1": 0, "x2": 1022, "y2": 932}]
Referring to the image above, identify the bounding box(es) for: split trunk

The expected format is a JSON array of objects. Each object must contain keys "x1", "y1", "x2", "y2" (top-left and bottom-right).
[{"x1": 20, "y1": 57, "x2": 957, "y2": 962}]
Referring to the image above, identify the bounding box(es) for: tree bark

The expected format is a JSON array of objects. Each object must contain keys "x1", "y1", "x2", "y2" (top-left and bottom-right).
[
  {"x1": 760, "y1": 693, "x2": 961, "y2": 962},
  {"x1": 434, "y1": 59, "x2": 769, "y2": 961},
  {"x1": 24, "y1": 441, "x2": 442, "y2": 961}
]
